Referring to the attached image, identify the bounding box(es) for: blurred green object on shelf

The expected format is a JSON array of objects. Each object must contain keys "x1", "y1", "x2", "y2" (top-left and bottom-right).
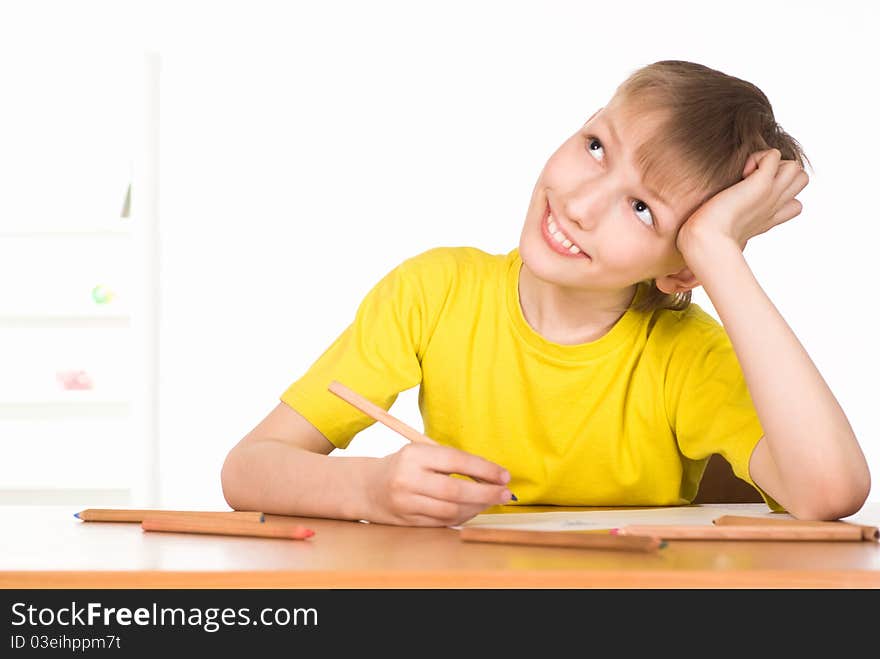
[{"x1": 91, "y1": 285, "x2": 115, "y2": 305}]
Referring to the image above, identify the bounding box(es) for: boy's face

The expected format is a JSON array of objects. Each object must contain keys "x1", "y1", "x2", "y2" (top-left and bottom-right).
[{"x1": 518, "y1": 100, "x2": 706, "y2": 296}]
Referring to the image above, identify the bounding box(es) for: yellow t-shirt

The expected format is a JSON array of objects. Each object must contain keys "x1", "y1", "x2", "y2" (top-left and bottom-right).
[{"x1": 281, "y1": 246, "x2": 780, "y2": 510}]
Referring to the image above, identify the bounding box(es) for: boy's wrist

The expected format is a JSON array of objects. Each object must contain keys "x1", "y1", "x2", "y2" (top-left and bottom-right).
[
  {"x1": 678, "y1": 228, "x2": 742, "y2": 278},
  {"x1": 339, "y1": 456, "x2": 380, "y2": 523}
]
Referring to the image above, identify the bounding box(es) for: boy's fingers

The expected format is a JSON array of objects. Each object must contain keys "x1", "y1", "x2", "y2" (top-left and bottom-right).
[
  {"x1": 756, "y1": 149, "x2": 782, "y2": 178},
  {"x1": 422, "y1": 445, "x2": 511, "y2": 485},
  {"x1": 775, "y1": 198, "x2": 803, "y2": 224},
  {"x1": 742, "y1": 154, "x2": 759, "y2": 178},
  {"x1": 403, "y1": 493, "x2": 470, "y2": 523},
  {"x1": 416, "y1": 473, "x2": 512, "y2": 506},
  {"x1": 775, "y1": 165, "x2": 809, "y2": 206},
  {"x1": 395, "y1": 497, "x2": 486, "y2": 527},
  {"x1": 781, "y1": 175, "x2": 809, "y2": 204},
  {"x1": 743, "y1": 149, "x2": 781, "y2": 179}
]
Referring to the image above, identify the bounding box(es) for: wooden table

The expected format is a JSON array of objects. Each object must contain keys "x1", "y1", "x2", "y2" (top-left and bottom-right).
[{"x1": 2, "y1": 503, "x2": 879, "y2": 588}]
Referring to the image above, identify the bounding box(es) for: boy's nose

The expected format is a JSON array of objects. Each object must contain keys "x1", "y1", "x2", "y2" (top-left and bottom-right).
[
  {"x1": 562, "y1": 178, "x2": 614, "y2": 229},
  {"x1": 559, "y1": 193, "x2": 606, "y2": 232}
]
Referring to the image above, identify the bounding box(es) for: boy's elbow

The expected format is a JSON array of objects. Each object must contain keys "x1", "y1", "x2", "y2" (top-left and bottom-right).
[
  {"x1": 788, "y1": 472, "x2": 871, "y2": 521},
  {"x1": 826, "y1": 462, "x2": 873, "y2": 520},
  {"x1": 220, "y1": 448, "x2": 246, "y2": 511},
  {"x1": 835, "y1": 470, "x2": 873, "y2": 520}
]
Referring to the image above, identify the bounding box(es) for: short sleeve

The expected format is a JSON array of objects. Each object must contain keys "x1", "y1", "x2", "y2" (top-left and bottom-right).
[
  {"x1": 279, "y1": 257, "x2": 428, "y2": 449},
  {"x1": 668, "y1": 321, "x2": 782, "y2": 511}
]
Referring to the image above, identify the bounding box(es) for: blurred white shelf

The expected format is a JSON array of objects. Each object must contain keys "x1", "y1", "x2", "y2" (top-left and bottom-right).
[
  {"x1": 0, "y1": 49, "x2": 160, "y2": 506},
  {"x1": 0, "y1": 313, "x2": 130, "y2": 325},
  {"x1": 0, "y1": 311, "x2": 130, "y2": 319},
  {"x1": 0, "y1": 221, "x2": 132, "y2": 236},
  {"x1": 0, "y1": 401, "x2": 130, "y2": 420},
  {"x1": 0, "y1": 391, "x2": 130, "y2": 406}
]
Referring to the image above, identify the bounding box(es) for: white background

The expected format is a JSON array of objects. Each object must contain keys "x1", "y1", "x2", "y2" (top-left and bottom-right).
[{"x1": 1, "y1": 0, "x2": 877, "y2": 508}]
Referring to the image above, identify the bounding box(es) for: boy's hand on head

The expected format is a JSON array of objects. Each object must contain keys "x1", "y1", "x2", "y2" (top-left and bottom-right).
[
  {"x1": 363, "y1": 442, "x2": 514, "y2": 527},
  {"x1": 676, "y1": 148, "x2": 810, "y2": 257}
]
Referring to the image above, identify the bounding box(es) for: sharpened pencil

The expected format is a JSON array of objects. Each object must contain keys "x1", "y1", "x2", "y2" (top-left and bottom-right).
[
  {"x1": 141, "y1": 517, "x2": 314, "y2": 540},
  {"x1": 613, "y1": 524, "x2": 864, "y2": 541},
  {"x1": 712, "y1": 515, "x2": 880, "y2": 542},
  {"x1": 459, "y1": 526, "x2": 664, "y2": 552},
  {"x1": 74, "y1": 508, "x2": 265, "y2": 523}
]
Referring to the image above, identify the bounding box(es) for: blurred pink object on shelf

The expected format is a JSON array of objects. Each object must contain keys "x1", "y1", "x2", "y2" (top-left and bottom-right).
[{"x1": 55, "y1": 369, "x2": 95, "y2": 391}]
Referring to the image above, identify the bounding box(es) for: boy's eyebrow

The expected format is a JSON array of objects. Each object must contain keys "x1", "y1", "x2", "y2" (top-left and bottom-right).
[{"x1": 597, "y1": 117, "x2": 674, "y2": 230}]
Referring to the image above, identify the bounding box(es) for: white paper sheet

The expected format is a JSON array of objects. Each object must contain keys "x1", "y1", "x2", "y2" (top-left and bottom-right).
[{"x1": 456, "y1": 503, "x2": 781, "y2": 531}]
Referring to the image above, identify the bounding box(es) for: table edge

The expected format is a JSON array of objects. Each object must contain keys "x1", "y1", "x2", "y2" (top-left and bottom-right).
[{"x1": 2, "y1": 569, "x2": 879, "y2": 589}]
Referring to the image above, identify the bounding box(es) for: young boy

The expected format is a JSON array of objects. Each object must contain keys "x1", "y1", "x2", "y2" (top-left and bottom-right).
[{"x1": 221, "y1": 60, "x2": 870, "y2": 526}]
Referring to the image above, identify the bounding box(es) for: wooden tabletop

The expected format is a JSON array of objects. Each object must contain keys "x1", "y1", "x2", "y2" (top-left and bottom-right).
[{"x1": 2, "y1": 503, "x2": 879, "y2": 588}]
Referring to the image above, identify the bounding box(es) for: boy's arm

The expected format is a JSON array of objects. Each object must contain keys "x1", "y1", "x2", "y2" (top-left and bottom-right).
[
  {"x1": 683, "y1": 237, "x2": 869, "y2": 520},
  {"x1": 221, "y1": 402, "x2": 377, "y2": 521},
  {"x1": 676, "y1": 150, "x2": 870, "y2": 520},
  {"x1": 221, "y1": 401, "x2": 513, "y2": 525}
]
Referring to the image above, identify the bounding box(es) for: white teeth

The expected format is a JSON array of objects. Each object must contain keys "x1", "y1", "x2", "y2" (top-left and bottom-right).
[{"x1": 547, "y1": 213, "x2": 583, "y2": 255}]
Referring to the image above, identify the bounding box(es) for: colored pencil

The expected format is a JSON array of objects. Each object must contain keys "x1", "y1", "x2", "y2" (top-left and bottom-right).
[
  {"x1": 74, "y1": 508, "x2": 264, "y2": 523},
  {"x1": 141, "y1": 517, "x2": 314, "y2": 540},
  {"x1": 613, "y1": 524, "x2": 863, "y2": 541},
  {"x1": 328, "y1": 380, "x2": 518, "y2": 500},
  {"x1": 459, "y1": 526, "x2": 664, "y2": 552},
  {"x1": 328, "y1": 380, "x2": 439, "y2": 446},
  {"x1": 712, "y1": 514, "x2": 880, "y2": 542}
]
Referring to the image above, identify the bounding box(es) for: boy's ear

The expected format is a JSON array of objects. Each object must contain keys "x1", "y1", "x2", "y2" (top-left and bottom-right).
[{"x1": 655, "y1": 267, "x2": 701, "y2": 295}]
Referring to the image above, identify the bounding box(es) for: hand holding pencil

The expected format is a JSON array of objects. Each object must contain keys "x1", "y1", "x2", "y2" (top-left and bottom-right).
[{"x1": 328, "y1": 380, "x2": 516, "y2": 528}]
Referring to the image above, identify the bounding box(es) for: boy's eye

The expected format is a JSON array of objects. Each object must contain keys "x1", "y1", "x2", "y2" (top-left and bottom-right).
[
  {"x1": 585, "y1": 135, "x2": 655, "y2": 229},
  {"x1": 586, "y1": 137, "x2": 604, "y2": 160}
]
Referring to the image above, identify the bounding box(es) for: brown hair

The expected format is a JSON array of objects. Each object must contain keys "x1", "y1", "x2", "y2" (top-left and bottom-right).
[{"x1": 611, "y1": 60, "x2": 812, "y2": 314}]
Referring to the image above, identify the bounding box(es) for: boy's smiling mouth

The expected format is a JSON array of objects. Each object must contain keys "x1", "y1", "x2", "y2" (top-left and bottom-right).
[{"x1": 542, "y1": 200, "x2": 590, "y2": 259}]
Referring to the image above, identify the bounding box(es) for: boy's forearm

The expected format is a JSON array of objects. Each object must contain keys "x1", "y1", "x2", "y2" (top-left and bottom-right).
[
  {"x1": 221, "y1": 439, "x2": 376, "y2": 521},
  {"x1": 681, "y1": 235, "x2": 869, "y2": 517}
]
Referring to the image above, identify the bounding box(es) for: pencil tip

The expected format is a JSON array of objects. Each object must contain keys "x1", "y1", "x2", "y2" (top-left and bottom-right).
[
  {"x1": 510, "y1": 493, "x2": 518, "y2": 502},
  {"x1": 659, "y1": 540, "x2": 668, "y2": 549},
  {"x1": 73, "y1": 512, "x2": 80, "y2": 519}
]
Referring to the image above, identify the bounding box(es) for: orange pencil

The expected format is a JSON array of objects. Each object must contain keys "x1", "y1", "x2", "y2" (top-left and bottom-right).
[
  {"x1": 328, "y1": 380, "x2": 439, "y2": 445},
  {"x1": 141, "y1": 517, "x2": 314, "y2": 540},
  {"x1": 328, "y1": 380, "x2": 518, "y2": 500},
  {"x1": 74, "y1": 508, "x2": 264, "y2": 523},
  {"x1": 613, "y1": 524, "x2": 863, "y2": 541},
  {"x1": 712, "y1": 514, "x2": 880, "y2": 542},
  {"x1": 459, "y1": 526, "x2": 664, "y2": 552}
]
